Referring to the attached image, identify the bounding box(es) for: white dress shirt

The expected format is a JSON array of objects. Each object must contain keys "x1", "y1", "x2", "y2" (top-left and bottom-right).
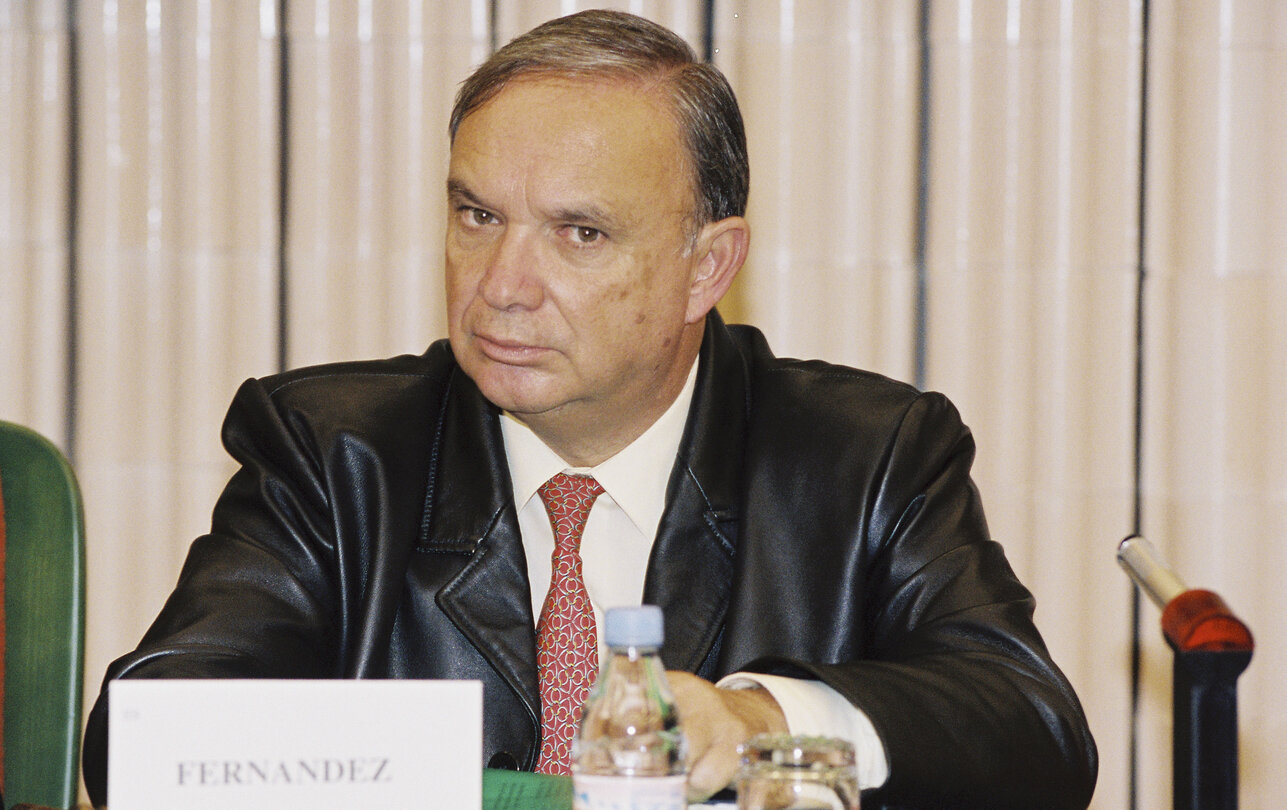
[{"x1": 499, "y1": 358, "x2": 889, "y2": 789}]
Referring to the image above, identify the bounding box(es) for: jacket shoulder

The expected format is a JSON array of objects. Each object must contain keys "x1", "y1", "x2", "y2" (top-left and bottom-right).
[
  {"x1": 257, "y1": 340, "x2": 457, "y2": 399},
  {"x1": 725, "y1": 323, "x2": 955, "y2": 437},
  {"x1": 221, "y1": 339, "x2": 462, "y2": 456},
  {"x1": 722, "y1": 322, "x2": 976, "y2": 516}
]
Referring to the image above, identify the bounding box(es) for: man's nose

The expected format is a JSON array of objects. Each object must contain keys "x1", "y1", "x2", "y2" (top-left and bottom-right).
[{"x1": 479, "y1": 227, "x2": 543, "y2": 311}]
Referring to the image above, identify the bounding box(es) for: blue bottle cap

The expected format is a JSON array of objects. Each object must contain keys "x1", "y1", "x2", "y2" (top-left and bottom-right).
[{"x1": 604, "y1": 605, "x2": 664, "y2": 648}]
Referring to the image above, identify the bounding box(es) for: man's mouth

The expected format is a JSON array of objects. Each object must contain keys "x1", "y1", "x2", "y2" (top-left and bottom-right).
[{"x1": 474, "y1": 332, "x2": 550, "y2": 365}]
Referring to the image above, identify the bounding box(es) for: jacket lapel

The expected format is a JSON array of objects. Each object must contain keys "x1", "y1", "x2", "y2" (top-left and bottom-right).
[
  {"x1": 645, "y1": 313, "x2": 747, "y2": 674},
  {"x1": 420, "y1": 367, "x2": 541, "y2": 723}
]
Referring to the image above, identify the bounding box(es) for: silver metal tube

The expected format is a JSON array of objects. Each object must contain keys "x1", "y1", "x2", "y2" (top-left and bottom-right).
[{"x1": 1117, "y1": 535, "x2": 1188, "y2": 609}]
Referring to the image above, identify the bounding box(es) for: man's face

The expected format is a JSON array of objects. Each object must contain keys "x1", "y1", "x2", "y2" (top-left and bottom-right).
[{"x1": 445, "y1": 76, "x2": 710, "y2": 461}]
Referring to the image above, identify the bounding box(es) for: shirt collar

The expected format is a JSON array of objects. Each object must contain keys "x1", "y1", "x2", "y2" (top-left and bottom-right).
[{"x1": 500, "y1": 356, "x2": 699, "y2": 541}]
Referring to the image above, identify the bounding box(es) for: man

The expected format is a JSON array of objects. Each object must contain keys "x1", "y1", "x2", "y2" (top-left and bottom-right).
[{"x1": 83, "y1": 10, "x2": 1096, "y2": 808}]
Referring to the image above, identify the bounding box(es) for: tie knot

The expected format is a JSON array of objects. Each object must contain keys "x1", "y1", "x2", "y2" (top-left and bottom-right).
[
  {"x1": 537, "y1": 473, "x2": 604, "y2": 549},
  {"x1": 538, "y1": 472, "x2": 604, "y2": 513}
]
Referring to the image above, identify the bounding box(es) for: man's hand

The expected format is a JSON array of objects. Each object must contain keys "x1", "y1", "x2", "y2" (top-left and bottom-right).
[{"x1": 667, "y1": 671, "x2": 789, "y2": 802}]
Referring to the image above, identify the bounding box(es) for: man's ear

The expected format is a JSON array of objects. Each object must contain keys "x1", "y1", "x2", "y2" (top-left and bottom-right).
[{"x1": 685, "y1": 215, "x2": 750, "y2": 324}]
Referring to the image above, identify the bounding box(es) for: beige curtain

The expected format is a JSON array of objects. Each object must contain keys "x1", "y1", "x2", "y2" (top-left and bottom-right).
[
  {"x1": 3, "y1": 2, "x2": 1284, "y2": 807},
  {"x1": 1139, "y1": 1, "x2": 1287, "y2": 804},
  {"x1": 2, "y1": 0, "x2": 72, "y2": 444},
  {"x1": 914, "y1": 1, "x2": 1143, "y2": 804}
]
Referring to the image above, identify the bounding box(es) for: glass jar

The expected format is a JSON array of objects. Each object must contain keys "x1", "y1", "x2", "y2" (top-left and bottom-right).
[{"x1": 735, "y1": 734, "x2": 860, "y2": 810}]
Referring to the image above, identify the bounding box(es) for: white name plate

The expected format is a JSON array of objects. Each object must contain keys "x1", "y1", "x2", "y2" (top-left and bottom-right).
[{"x1": 109, "y1": 679, "x2": 482, "y2": 810}]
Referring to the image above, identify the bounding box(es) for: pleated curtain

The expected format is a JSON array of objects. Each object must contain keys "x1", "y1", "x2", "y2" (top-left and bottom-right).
[{"x1": 2, "y1": 2, "x2": 1284, "y2": 808}]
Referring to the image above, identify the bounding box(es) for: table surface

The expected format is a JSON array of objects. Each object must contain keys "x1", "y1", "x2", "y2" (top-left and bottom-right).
[{"x1": 7, "y1": 772, "x2": 735, "y2": 810}]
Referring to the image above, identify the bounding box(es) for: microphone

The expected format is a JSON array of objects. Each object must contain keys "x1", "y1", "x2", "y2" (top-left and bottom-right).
[{"x1": 1117, "y1": 534, "x2": 1252, "y2": 653}]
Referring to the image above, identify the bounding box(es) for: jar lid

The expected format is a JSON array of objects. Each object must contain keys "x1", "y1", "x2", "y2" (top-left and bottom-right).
[{"x1": 738, "y1": 734, "x2": 857, "y2": 770}]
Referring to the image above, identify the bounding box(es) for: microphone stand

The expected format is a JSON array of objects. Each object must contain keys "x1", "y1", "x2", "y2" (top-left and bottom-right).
[{"x1": 1117, "y1": 535, "x2": 1254, "y2": 810}]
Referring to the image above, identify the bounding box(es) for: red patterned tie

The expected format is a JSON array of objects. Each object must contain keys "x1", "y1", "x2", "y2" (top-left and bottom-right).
[{"x1": 534, "y1": 472, "x2": 605, "y2": 775}]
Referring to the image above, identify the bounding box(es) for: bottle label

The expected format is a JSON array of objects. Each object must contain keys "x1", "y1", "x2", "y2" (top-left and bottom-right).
[{"x1": 572, "y1": 773, "x2": 687, "y2": 810}]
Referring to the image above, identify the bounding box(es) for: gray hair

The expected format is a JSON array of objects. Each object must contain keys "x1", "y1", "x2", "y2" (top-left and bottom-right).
[{"x1": 449, "y1": 9, "x2": 749, "y2": 225}]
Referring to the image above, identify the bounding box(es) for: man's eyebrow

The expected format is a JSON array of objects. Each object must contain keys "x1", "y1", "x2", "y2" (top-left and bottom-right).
[
  {"x1": 446, "y1": 178, "x2": 485, "y2": 206},
  {"x1": 551, "y1": 203, "x2": 626, "y2": 234}
]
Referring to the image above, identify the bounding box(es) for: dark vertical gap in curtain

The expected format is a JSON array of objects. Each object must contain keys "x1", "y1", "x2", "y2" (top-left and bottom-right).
[
  {"x1": 701, "y1": 0, "x2": 716, "y2": 63},
  {"x1": 912, "y1": 0, "x2": 932, "y2": 390},
  {"x1": 276, "y1": 0, "x2": 291, "y2": 373},
  {"x1": 65, "y1": 0, "x2": 82, "y2": 461},
  {"x1": 489, "y1": 0, "x2": 499, "y2": 54},
  {"x1": 1128, "y1": 2, "x2": 1153, "y2": 809}
]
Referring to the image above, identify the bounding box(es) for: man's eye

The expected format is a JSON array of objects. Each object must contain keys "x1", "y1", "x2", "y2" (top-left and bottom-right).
[
  {"x1": 463, "y1": 207, "x2": 495, "y2": 226},
  {"x1": 570, "y1": 226, "x2": 602, "y2": 244}
]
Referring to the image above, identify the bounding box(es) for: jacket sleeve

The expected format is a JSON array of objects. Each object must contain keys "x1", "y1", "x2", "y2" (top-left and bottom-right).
[
  {"x1": 81, "y1": 375, "x2": 348, "y2": 805},
  {"x1": 729, "y1": 385, "x2": 1098, "y2": 810}
]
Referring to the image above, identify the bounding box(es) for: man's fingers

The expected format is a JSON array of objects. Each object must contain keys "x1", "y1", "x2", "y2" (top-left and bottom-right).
[
  {"x1": 686, "y1": 735, "x2": 738, "y2": 800},
  {"x1": 666, "y1": 671, "x2": 789, "y2": 801},
  {"x1": 669, "y1": 673, "x2": 734, "y2": 801}
]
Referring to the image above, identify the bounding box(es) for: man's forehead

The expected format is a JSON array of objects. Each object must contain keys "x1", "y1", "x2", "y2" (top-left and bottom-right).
[
  {"x1": 462, "y1": 71, "x2": 672, "y2": 123},
  {"x1": 448, "y1": 75, "x2": 692, "y2": 217},
  {"x1": 452, "y1": 74, "x2": 681, "y2": 156}
]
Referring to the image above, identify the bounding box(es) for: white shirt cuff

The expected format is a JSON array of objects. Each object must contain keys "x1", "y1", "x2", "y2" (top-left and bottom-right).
[{"x1": 716, "y1": 671, "x2": 889, "y2": 790}]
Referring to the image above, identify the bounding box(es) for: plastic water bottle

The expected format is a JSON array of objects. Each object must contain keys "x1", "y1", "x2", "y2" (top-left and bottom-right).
[{"x1": 572, "y1": 605, "x2": 689, "y2": 810}]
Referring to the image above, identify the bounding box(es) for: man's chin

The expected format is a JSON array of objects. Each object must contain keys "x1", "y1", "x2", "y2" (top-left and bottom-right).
[{"x1": 464, "y1": 363, "x2": 563, "y2": 417}]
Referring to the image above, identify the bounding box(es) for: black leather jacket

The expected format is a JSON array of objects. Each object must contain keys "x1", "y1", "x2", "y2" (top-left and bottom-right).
[{"x1": 84, "y1": 313, "x2": 1096, "y2": 808}]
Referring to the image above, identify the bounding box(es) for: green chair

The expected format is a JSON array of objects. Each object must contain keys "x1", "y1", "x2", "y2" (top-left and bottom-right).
[{"x1": 0, "y1": 421, "x2": 86, "y2": 809}]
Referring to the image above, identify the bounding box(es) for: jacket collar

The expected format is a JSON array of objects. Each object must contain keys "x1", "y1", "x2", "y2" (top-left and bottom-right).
[
  {"x1": 420, "y1": 367, "x2": 541, "y2": 722},
  {"x1": 646, "y1": 312, "x2": 747, "y2": 672}
]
